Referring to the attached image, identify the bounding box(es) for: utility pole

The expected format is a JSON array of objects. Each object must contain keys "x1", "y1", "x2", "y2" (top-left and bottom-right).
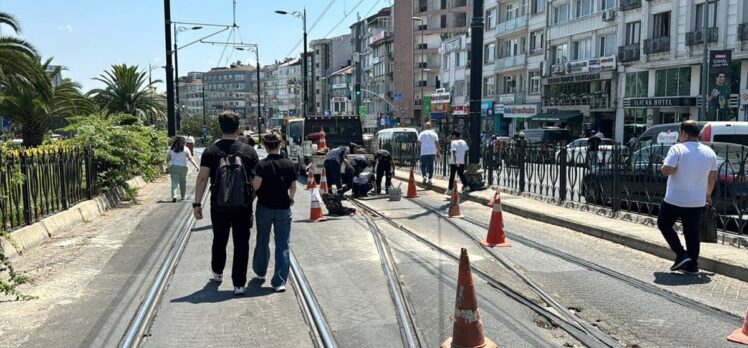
[
  {"x1": 255, "y1": 47, "x2": 262, "y2": 135},
  {"x1": 302, "y1": 7, "x2": 308, "y2": 117},
  {"x1": 173, "y1": 22, "x2": 181, "y2": 132},
  {"x1": 354, "y1": 17, "x2": 362, "y2": 118},
  {"x1": 466, "y1": 0, "x2": 485, "y2": 187},
  {"x1": 700, "y1": 1, "x2": 710, "y2": 121},
  {"x1": 163, "y1": 0, "x2": 176, "y2": 137}
]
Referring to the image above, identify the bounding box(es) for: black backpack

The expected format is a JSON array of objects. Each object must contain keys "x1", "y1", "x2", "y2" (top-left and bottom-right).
[{"x1": 211, "y1": 145, "x2": 251, "y2": 212}]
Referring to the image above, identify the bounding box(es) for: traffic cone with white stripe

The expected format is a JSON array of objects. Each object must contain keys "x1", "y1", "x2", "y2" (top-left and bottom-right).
[
  {"x1": 406, "y1": 168, "x2": 418, "y2": 198},
  {"x1": 441, "y1": 248, "x2": 497, "y2": 348},
  {"x1": 448, "y1": 180, "x2": 463, "y2": 218},
  {"x1": 317, "y1": 126, "x2": 328, "y2": 151},
  {"x1": 728, "y1": 307, "x2": 748, "y2": 345},
  {"x1": 481, "y1": 191, "x2": 511, "y2": 247},
  {"x1": 319, "y1": 167, "x2": 329, "y2": 193},
  {"x1": 306, "y1": 164, "x2": 317, "y2": 190},
  {"x1": 308, "y1": 188, "x2": 327, "y2": 222}
]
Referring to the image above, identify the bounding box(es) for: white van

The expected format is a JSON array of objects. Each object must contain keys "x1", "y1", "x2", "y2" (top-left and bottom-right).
[
  {"x1": 373, "y1": 127, "x2": 419, "y2": 152},
  {"x1": 700, "y1": 122, "x2": 748, "y2": 146}
]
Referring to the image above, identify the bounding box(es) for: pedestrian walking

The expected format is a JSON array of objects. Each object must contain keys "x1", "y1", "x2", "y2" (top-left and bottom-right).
[
  {"x1": 587, "y1": 130, "x2": 601, "y2": 171},
  {"x1": 193, "y1": 111, "x2": 259, "y2": 295},
  {"x1": 323, "y1": 145, "x2": 353, "y2": 194},
  {"x1": 657, "y1": 120, "x2": 717, "y2": 275},
  {"x1": 374, "y1": 149, "x2": 394, "y2": 194},
  {"x1": 446, "y1": 131, "x2": 470, "y2": 195},
  {"x1": 418, "y1": 122, "x2": 440, "y2": 184},
  {"x1": 167, "y1": 136, "x2": 198, "y2": 202},
  {"x1": 251, "y1": 131, "x2": 297, "y2": 293},
  {"x1": 185, "y1": 133, "x2": 196, "y2": 155}
]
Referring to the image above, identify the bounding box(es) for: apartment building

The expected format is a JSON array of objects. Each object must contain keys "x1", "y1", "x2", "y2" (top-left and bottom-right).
[
  {"x1": 351, "y1": 7, "x2": 396, "y2": 125},
  {"x1": 311, "y1": 35, "x2": 353, "y2": 114},
  {"x1": 394, "y1": 0, "x2": 471, "y2": 127},
  {"x1": 177, "y1": 73, "x2": 204, "y2": 118},
  {"x1": 204, "y1": 62, "x2": 260, "y2": 130}
]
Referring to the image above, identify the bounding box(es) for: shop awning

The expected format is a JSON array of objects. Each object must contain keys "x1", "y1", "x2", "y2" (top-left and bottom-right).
[{"x1": 529, "y1": 113, "x2": 582, "y2": 122}]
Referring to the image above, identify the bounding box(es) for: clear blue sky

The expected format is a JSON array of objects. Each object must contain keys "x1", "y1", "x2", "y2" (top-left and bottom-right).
[{"x1": 1, "y1": 0, "x2": 390, "y2": 91}]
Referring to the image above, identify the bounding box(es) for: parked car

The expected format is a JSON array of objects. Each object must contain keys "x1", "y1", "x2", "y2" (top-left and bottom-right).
[
  {"x1": 631, "y1": 121, "x2": 748, "y2": 152},
  {"x1": 373, "y1": 127, "x2": 419, "y2": 164},
  {"x1": 581, "y1": 142, "x2": 748, "y2": 215},
  {"x1": 554, "y1": 137, "x2": 620, "y2": 165}
]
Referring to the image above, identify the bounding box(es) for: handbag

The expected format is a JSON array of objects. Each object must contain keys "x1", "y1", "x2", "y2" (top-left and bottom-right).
[{"x1": 698, "y1": 206, "x2": 718, "y2": 243}]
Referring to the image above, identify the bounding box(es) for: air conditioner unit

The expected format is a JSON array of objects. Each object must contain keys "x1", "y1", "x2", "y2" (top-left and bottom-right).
[
  {"x1": 602, "y1": 10, "x2": 616, "y2": 21},
  {"x1": 694, "y1": 30, "x2": 704, "y2": 43},
  {"x1": 650, "y1": 40, "x2": 659, "y2": 52}
]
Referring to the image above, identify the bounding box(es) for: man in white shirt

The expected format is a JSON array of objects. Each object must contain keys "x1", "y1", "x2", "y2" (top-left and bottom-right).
[
  {"x1": 446, "y1": 131, "x2": 470, "y2": 195},
  {"x1": 418, "y1": 122, "x2": 440, "y2": 184},
  {"x1": 658, "y1": 120, "x2": 717, "y2": 275}
]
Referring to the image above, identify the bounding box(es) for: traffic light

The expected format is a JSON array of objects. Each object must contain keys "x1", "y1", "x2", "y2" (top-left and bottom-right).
[{"x1": 354, "y1": 83, "x2": 361, "y2": 98}]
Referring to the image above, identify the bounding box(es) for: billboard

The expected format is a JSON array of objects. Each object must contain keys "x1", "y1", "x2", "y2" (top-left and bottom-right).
[{"x1": 708, "y1": 50, "x2": 732, "y2": 120}]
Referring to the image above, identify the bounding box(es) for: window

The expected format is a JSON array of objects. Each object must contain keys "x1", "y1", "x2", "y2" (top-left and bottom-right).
[
  {"x1": 575, "y1": 0, "x2": 592, "y2": 17},
  {"x1": 530, "y1": 30, "x2": 544, "y2": 53},
  {"x1": 654, "y1": 67, "x2": 691, "y2": 97},
  {"x1": 625, "y1": 21, "x2": 641, "y2": 45},
  {"x1": 529, "y1": 70, "x2": 541, "y2": 94},
  {"x1": 652, "y1": 12, "x2": 670, "y2": 38},
  {"x1": 506, "y1": 3, "x2": 517, "y2": 20},
  {"x1": 486, "y1": 8, "x2": 496, "y2": 29},
  {"x1": 483, "y1": 76, "x2": 496, "y2": 96},
  {"x1": 484, "y1": 43, "x2": 496, "y2": 63},
  {"x1": 599, "y1": 34, "x2": 616, "y2": 56},
  {"x1": 695, "y1": 1, "x2": 717, "y2": 29},
  {"x1": 552, "y1": 43, "x2": 569, "y2": 64},
  {"x1": 444, "y1": 55, "x2": 451, "y2": 70},
  {"x1": 455, "y1": 81, "x2": 466, "y2": 96},
  {"x1": 625, "y1": 72, "x2": 647, "y2": 98},
  {"x1": 456, "y1": 51, "x2": 464, "y2": 67},
  {"x1": 572, "y1": 39, "x2": 592, "y2": 60},
  {"x1": 553, "y1": 3, "x2": 570, "y2": 24},
  {"x1": 600, "y1": 0, "x2": 616, "y2": 11},
  {"x1": 532, "y1": 0, "x2": 546, "y2": 14},
  {"x1": 503, "y1": 75, "x2": 517, "y2": 94}
]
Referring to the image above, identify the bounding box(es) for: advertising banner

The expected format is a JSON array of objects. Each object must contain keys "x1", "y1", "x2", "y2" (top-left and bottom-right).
[{"x1": 708, "y1": 50, "x2": 732, "y2": 119}]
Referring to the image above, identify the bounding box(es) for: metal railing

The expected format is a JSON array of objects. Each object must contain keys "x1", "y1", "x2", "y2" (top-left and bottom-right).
[
  {"x1": 388, "y1": 139, "x2": 748, "y2": 236},
  {"x1": 0, "y1": 147, "x2": 97, "y2": 230}
]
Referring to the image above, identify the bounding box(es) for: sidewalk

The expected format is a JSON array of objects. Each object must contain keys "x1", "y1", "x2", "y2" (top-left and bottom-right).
[{"x1": 394, "y1": 169, "x2": 748, "y2": 282}]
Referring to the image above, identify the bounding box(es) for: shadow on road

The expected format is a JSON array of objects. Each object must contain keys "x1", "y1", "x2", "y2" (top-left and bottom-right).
[
  {"x1": 192, "y1": 225, "x2": 213, "y2": 232},
  {"x1": 171, "y1": 282, "x2": 237, "y2": 303},
  {"x1": 652, "y1": 271, "x2": 713, "y2": 286}
]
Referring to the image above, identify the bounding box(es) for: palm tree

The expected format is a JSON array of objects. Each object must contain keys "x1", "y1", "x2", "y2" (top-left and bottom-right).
[
  {"x1": 88, "y1": 64, "x2": 165, "y2": 124},
  {"x1": 0, "y1": 59, "x2": 95, "y2": 146},
  {"x1": 0, "y1": 12, "x2": 48, "y2": 99}
]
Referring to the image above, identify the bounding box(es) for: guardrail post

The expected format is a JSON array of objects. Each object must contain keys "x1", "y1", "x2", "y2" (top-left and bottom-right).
[
  {"x1": 559, "y1": 144, "x2": 567, "y2": 203},
  {"x1": 85, "y1": 146, "x2": 94, "y2": 199},
  {"x1": 518, "y1": 139, "x2": 526, "y2": 193},
  {"x1": 612, "y1": 145, "x2": 621, "y2": 212},
  {"x1": 20, "y1": 152, "x2": 32, "y2": 225},
  {"x1": 486, "y1": 144, "x2": 494, "y2": 187},
  {"x1": 59, "y1": 149, "x2": 68, "y2": 210}
]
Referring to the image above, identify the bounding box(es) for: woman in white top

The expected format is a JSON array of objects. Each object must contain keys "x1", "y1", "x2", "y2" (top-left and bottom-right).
[{"x1": 167, "y1": 136, "x2": 199, "y2": 202}]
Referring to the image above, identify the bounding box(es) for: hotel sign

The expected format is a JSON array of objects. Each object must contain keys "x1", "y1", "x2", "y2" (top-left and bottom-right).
[{"x1": 626, "y1": 97, "x2": 698, "y2": 108}]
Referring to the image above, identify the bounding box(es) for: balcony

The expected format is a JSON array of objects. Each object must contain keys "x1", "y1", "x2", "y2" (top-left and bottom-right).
[
  {"x1": 495, "y1": 16, "x2": 528, "y2": 36},
  {"x1": 685, "y1": 28, "x2": 718, "y2": 46},
  {"x1": 620, "y1": 0, "x2": 642, "y2": 11},
  {"x1": 643, "y1": 36, "x2": 670, "y2": 54},
  {"x1": 740, "y1": 23, "x2": 748, "y2": 41},
  {"x1": 618, "y1": 44, "x2": 640, "y2": 63},
  {"x1": 495, "y1": 54, "x2": 526, "y2": 71}
]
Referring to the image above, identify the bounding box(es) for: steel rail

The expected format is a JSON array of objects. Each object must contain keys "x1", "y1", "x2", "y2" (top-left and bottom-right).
[
  {"x1": 349, "y1": 197, "x2": 611, "y2": 348},
  {"x1": 289, "y1": 251, "x2": 338, "y2": 348}
]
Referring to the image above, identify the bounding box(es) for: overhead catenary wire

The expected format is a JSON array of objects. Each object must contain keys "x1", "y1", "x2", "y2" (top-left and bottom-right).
[
  {"x1": 321, "y1": 0, "x2": 367, "y2": 39},
  {"x1": 282, "y1": 0, "x2": 339, "y2": 59}
]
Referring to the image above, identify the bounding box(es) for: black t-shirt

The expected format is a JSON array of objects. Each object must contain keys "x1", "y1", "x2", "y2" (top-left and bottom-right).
[
  {"x1": 201, "y1": 139, "x2": 259, "y2": 204},
  {"x1": 588, "y1": 136, "x2": 601, "y2": 152},
  {"x1": 255, "y1": 154, "x2": 297, "y2": 209}
]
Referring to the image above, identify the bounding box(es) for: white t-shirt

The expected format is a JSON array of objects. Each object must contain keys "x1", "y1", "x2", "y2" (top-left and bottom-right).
[
  {"x1": 449, "y1": 139, "x2": 469, "y2": 165},
  {"x1": 168, "y1": 148, "x2": 191, "y2": 167},
  {"x1": 418, "y1": 130, "x2": 439, "y2": 156},
  {"x1": 185, "y1": 136, "x2": 195, "y2": 144},
  {"x1": 663, "y1": 142, "x2": 717, "y2": 208}
]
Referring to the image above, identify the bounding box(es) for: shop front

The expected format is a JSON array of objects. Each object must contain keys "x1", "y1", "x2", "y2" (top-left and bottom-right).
[
  {"x1": 497, "y1": 104, "x2": 538, "y2": 136},
  {"x1": 481, "y1": 100, "x2": 495, "y2": 134},
  {"x1": 622, "y1": 96, "x2": 698, "y2": 142}
]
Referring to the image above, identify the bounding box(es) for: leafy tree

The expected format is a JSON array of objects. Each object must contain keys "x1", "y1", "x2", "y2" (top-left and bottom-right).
[
  {"x1": 88, "y1": 64, "x2": 165, "y2": 126},
  {"x1": 0, "y1": 12, "x2": 49, "y2": 102},
  {"x1": 180, "y1": 114, "x2": 221, "y2": 143}
]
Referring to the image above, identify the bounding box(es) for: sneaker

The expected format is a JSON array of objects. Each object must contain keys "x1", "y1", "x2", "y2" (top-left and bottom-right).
[
  {"x1": 209, "y1": 271, "x2": 223, "y2": 283},
  {"x1": 172, "y1": 197, "x2": 177, "y2": 203},
  {"x1": 422, "y1": 177, "x2": 427, "y2": 184},
  {"x1": 427, "y1": 178, "x2": 432, "y2": 184},
  {"x1": 274, "y1": 285, "x2": 287, "y2": 293},
  {"x1": 234, "y1": 286, "x2": 246, "y2": 295},
  {"x1": 255, "y1": 275, "x2": 266, "y2": 281},
  {"x1": 670, "y1": 255, "x2": 692, "y2": 271},
  {"x1": 462, "y1": 186, "x2": 471, "y2": 193},
  {"x1": 445, "y1": 189, "x2": 453, "y2": 195},
  {"x1": 679, "y1": 262, "x2": 699, "y2": 275}
]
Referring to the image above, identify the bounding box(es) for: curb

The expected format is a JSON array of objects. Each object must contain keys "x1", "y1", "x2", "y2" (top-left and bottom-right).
[
  {"x1": 0, "y1": 176, "x2": 148, "y2": 259},
  {"x1": 394, "y1": 172, "x2": 748, "y2": 283}
]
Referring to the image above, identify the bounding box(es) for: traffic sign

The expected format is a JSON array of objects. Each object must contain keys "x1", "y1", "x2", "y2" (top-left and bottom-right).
[{"x1": 394, "y1": 93, "x2": 401, "y2": 101}]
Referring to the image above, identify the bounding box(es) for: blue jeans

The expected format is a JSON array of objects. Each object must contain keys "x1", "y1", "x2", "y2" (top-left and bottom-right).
[
  {"x1": 253, "y1": 203, "x2": 292, "y2": 287},
  {"x1": 420, "y1": 155, "x2": 436, "y2": 179}
]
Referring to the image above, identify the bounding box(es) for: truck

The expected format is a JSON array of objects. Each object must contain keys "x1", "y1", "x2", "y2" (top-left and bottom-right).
[{"x1": 280, "y1": 117, "x2": 305, "y2": 174}]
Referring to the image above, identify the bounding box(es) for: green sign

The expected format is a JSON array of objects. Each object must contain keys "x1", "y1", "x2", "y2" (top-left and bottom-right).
[
  {"x1": 423, "y1": 96, "x2": 432, "y2": 121},
  {"x1": 359, "y1": 106, "x2": 367, "y2": 118}
]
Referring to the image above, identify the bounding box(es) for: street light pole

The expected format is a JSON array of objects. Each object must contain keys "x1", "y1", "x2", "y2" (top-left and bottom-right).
[
  {"x1": 466, "y1": 0, "x2": 485, "y2": 187},
  {"x1": 276, "y1": 9, "x2": 308, "y2": 117},
  {"x1": 235, "y1": 45, "x2": 263, "y2": 134},
  {"x1": 173, "y1": 25, "x2": 202, "y2": 132},
  {"x1": 700, "y1": 1, "x2": 710, "y2": 121},
  {"x1": 163, "y1": 0, "x2": 176, "y2": 137}
]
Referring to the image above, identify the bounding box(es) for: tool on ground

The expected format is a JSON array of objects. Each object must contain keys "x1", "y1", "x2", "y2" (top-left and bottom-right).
[
  {"x1": 317, "y1": 126, "x2": 328, "y2": 151},
  {"x1": 306, "y1": 165, "x2": 317, "y2": 190},
  {"x1": 319, "y1": 167, "x2": 329, "y2": 193},
  {"x1": 481, "y1": 191, "x2": 511, "y2": 247},
  {"x1": 728, "y1": 308, "x2": 748, "y2": 345},
  {"x1": 441, "y1": 248, "x2": 497, "y2": 348},
  {"x1": 448, "y1": 180, "x2": 463, "y2": 218},
  {"x1": 389, "y1": 183, "x2": 402, "y2": 201},
  {"x1": 406, "y1": 168, "x2": 418, "y2": 198},
  {"x1": 308, "y1": 188, "x2": 327, "y2": 222}
]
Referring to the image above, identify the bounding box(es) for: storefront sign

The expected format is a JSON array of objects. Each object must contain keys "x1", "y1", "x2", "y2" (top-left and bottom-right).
[
  {"x1": 481, "y1": 101, "x2": 494, "y2": 118},
  {"x1": 569, "y1": 60, "x2": 589, "y2": 73},
  {"x1": 431, "y1": 91, "x2": 451, "y2": 103},
  {"x1": 452, "y1": 104, "x2": 469, "y2": 115},
  {"x1": 588, "y1": 56, "x2": 616, "y2": 72},
  {"x1": 431, "y1": 103, "x2": 449, "y2": 113},
  {"x1": 331, "y1": 96, "x2": 348, "y2": 102},
  {"x1": 332, "y1": 83, "x2": 347, "y2": 89},
  {"x1": 657, "y1": 131, "x2": 679, "y2": 144},
  {"x1": 626, "y1": 97, "x2": 697, "y2": 107},
  {"x1": 444, "y1": 38, "x2": 461, "y2": 53},
  {"x1": 499, "y1": 104, "x2": 538, "y2": 118},
  {"x1": 499, "y1": 94, "x2": 515, "y2": 103},
  {"x1": 741, "y1": 89, "x2": 748, "y2": 106},
  {"x1": 494, "y1": 103, "x2": 503, "y2": 114},
  {"x1": 546, "y1": 73, "x2": 601, "y2": 84}
]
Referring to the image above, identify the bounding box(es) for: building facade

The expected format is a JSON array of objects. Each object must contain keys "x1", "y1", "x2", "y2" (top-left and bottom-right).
[
  {"x1": 177, "y1": 73, "x2": 204, "y2": 118},
  {"x1": 329, "y1": 66, "x2": 353, "y2": 114},
  {"x1": 311, "y1": 35, "x2": 353, "y2": 114},
  {"x1": 204, "y1": 62, "x2": 260, "y2": 130}
]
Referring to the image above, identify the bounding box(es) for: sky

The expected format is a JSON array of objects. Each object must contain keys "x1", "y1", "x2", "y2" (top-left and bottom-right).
[{"x1": 1, "y1": 0, "x2": 391, "y2": 91}]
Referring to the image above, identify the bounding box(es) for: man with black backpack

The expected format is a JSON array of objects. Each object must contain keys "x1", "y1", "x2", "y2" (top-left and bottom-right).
[{"x1": 193, "y1": 111, "x2": 259, "y2": 295}]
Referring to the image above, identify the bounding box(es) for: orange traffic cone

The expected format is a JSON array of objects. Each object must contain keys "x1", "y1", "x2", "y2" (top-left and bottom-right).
[
  {"x1": 306, "y1": 165, "x2": 317, "y2": 190},
  {"x1": 728, "y1": 308, "x2": 748, "y2": 345},
  {"x1": 481, "y1": 192, "x2": 511, "y2": 247},
  {"x1": 317, "y1": 126, "x2": 328, "y2": 151},
  {"x1": 308, "y1": 188, "x2": 327, "y2": 222},
  {"x1": 319, "y1": 167, "x2": 329, "y2": 193},
  {"x1": 441, "y1": 248, "x2": 497, "y2": 348},
  {"x1": 487, "y1": 190, "x2": 499, "y2": 207},
  {"x1": 448, "y1": 180, "x2": 463, "y2": 218},
  {"x1": 406, "y1": 168, "x2": 418, "y2": 198}
]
